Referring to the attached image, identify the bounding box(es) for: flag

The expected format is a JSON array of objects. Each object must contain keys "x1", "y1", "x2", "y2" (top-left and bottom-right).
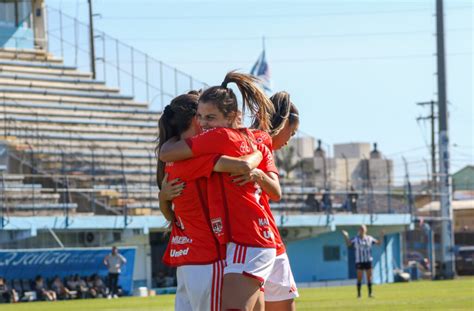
[{"x1": 250, "y1": 49, "x2": 271, "y2": 93}]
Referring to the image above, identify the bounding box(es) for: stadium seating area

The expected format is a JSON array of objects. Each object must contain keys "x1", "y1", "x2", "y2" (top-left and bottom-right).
[
  {"x1": 0, "y1": 48, "x2": 406, "y2": 218},
  {"x1": 0, "y1": 48, "x2": 159, "y2": 216}
]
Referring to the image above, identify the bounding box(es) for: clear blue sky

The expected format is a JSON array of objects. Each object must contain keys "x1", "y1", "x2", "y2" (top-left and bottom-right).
[{"x1": 49, "y1": 0, "x2": 472, "y2": 182}]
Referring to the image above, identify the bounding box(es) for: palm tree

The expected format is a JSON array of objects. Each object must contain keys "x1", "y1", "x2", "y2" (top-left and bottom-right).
[{"x1": 275, "y1": 146, "x2": 302, "y2": 179}]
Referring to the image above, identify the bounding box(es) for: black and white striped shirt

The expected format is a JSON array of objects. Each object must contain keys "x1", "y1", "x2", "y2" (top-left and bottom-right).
[{"x1": 350, "y1": 235, "x2": 376, "y2": 263}]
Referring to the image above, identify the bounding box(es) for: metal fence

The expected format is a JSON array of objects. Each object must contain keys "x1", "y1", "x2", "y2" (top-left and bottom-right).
[{"x1": 5, "y1": 6, "x2": 208, "y2": 110}]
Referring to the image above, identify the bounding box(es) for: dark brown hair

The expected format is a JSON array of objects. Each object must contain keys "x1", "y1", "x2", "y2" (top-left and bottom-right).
[
  {"x1": 199, "y1": 71, "x2": 274, "y2": 131},
  {"x1": 156, "y1": 92, "x2": 199, "y2": 189},
  {"x1": 252, "y1": 91, "x2": 299, "y2": 136}
]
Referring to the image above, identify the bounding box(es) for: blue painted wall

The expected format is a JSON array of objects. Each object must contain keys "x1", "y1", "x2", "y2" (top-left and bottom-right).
[
  {"x1": 286, "y1": 231, "x2": 348, "y2": 282},
  {"x1": 0, "y1": 25, "x2": 34, "y2": 49},
  {"x1": 286, "y1": 231, "x2": 402, "y2": 284}
]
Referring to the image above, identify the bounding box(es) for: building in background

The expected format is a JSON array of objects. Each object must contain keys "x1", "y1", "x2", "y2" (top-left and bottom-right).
[{"x1": 0, "y1": 0, "x2": 47, "y2": 50}]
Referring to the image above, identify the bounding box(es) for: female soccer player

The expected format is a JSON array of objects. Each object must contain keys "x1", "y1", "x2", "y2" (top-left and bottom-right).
[
  {"x1": 160, "y1": 71, "x2": 280, "y2": 311},
  {"x1": 250, "y1": 91, "x2": 300, "y2": 311},
  {"x1": 342, "y1": 225, "x2": 384, "y2": 298},
  {"x1": 156, "y1": 91, "x2": 264, "y2": 311}
]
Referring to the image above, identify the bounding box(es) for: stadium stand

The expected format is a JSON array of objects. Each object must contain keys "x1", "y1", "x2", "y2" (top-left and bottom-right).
[{"x1": 0, "y1": 48, "x2": 159, "y2": 217}]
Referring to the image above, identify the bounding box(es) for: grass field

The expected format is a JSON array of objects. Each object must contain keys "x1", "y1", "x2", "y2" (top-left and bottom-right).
[{"x1": 2, "y1": 277, "x2": 473, "y2": 311}]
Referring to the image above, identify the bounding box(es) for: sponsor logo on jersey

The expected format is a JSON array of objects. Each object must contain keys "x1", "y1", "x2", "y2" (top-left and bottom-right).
[
  {"x1": 211, "y1": 218, "x2": 223, "y2": 234},
  {"x1": 263, "y1": 229, "x2": 274, "y2": 240},
  {"x1": 170, "y1": 248, "x2": 189, "y2": 258},
  {"x1": 258, "y1": 218, "x2": 269, "y2": 227},
  {"x1": 171, "y1": 236, "x2": 192, "y2": 245}
]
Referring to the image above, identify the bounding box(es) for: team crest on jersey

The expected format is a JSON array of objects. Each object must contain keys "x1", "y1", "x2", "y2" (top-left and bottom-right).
[
  {"x1": 239, "y1": 142, "x2": 251, "y2": 153},
  {"x1": 211, "y1": 218, "x2": 223, "y2": 234}
]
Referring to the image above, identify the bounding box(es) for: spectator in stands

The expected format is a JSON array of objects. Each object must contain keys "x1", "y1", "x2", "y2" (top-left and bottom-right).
[
  {"x1": 322, "y1": 189, "x2": 333, "y2": 213},
  {"x1": 104, "y1": 246, "x2": 127, "y2": 299},
  {"x1": 51, "y1": 276, "x2": 72, "y2": 300},
  {"x1": 34, "y1": 275, "x2": 56, "y2": 301},
  {"x1": 348, "y1": 186, "x2": 359, "y2": 213},
  {"x1": 304, "y1": 193, "x2": 320, "y2": 212},
  {"x1": 0, "y1": 277, "x2": 17, "y2": 303}
]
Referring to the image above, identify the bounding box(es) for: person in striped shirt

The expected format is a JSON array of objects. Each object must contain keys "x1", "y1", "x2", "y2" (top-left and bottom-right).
[{"x1": 342, "y1": 225, "x2": 384, "y2": 298}]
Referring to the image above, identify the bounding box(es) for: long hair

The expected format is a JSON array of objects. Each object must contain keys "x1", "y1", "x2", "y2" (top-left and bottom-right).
[
  {"x1": 252, "y1": 91, "x2": 299, "y2": 136},
  {"x1": 199, "y1": 71, "x2": 274, "y2": 131},
  {"x1": 156, "y1": 92, "x2": 199, "y2": 189}
]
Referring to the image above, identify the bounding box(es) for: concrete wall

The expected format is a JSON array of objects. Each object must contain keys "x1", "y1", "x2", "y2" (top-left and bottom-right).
[
  {"x1": 286, "y1": 231, "x2": 348, "y2": 282},
  {"x1": 286, "y1": 230, "x2": 403, "y2": 284}
]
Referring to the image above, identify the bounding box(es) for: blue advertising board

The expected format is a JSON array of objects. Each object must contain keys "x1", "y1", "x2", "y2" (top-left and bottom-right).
[{"x1": 0, "y1": 247, "x2": 136, "y2": 294}]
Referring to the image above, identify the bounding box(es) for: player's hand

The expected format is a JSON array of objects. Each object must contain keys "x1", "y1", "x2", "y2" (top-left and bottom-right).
[
  {"x1": 160, "y1": 173, "x2": 184, "y2": 200},
  {"x1": 341, "y1": 230, "x2": 349, "y2": 237},
  {"x1": 231, "y1": 169, "x2": 263, "y2": 186}
]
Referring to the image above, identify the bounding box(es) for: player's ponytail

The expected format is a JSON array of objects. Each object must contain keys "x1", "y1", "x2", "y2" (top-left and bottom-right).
[
  {"x1": 200, "y1": 71, "x2": 274, "y2": 131},
  {"x1": 156, "y1": 92, "x2": 199, "y2": 188},
  {"x1": 252, "y1": 91, "x2": 299, "y2": 137}
]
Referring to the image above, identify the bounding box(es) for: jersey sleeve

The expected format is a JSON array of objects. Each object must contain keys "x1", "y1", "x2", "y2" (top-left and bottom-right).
[
  {"x1": 349, "y1": 237, "x2": 357, "y2": 246},
  {"x1": 172, "y1": 154, "x2": 221, "y2": 181},
  {"x1": 370, "y1": 236, "x2": 377, "y2": 245},
  {"x1": 257, "y1": 143, "x2": 279, "y2": 175},
  {"x1": 185, "y1": 128, "x2": 232, "y2": 157}
]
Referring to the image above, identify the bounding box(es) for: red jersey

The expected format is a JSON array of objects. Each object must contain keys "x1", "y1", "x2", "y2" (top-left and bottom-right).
[
  {"x1": 186, "y1": 128, "x2": 276, "y2": 248},
  {"x1": 252, "y1": 130, "x2": 286, "y2": 256},
  {"x1": 162, "y1": 154, "x2": 226, "y2": 267}
]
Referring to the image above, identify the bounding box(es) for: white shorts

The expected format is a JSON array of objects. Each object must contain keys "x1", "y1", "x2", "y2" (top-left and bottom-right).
[
  {"x1": 264, "y1": 252, "x2": 299, "y2": 302},
  {"x1": 175, "y1": 260, "x2": 225, "y2": 311},
  {"x1": 224, "y1": 242, "x2": 276, "y2": 286}
]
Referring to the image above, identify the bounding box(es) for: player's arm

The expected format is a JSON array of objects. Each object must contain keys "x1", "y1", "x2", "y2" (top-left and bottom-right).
[
  {"x1": 213, "y1": 151, "x2": 263, "y2": 174},
  {"x1": 342, "y1": 230, "x2": 352, "y2": 247},
  {"x1": 158, "y1": 173, "x2": 182, "y2": 221},
  {"x1": 159, "y1": 137, "x2": 193, "y2": 162},
  {"x1": 103, "y1": 256, "x2": 109, "y2": 266},
  {"x1": 233, "y1": 170, "x2": 282, "y2": 202}
]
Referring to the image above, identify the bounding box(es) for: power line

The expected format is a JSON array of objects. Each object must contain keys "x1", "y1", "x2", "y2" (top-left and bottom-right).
[
  {"x1": 163, "y1": 52, "x2": 472, "y2": 65},
  {"x1": 99, "y1": 6, "x2": 472, "y2": 20},
  {"x1": 116, "y1": 28, "x2": 472, "y2": 42}
]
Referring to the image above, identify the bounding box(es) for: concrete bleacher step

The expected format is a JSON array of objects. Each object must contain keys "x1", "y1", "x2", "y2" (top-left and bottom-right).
[
  {"x1": 0, "y1": 59, "x2": 92, "y2": 78},
  {"x1": 3, "y1": 103, "x2": 159, "y2": 123},
  {"x1": 1, "y1": 91, "x2": 149, "y2": 109},
  {"x1": 0, "y1": 100, "x2": 160, "y2": 119},
  {"x1": 2, "y1": 114, "x2": 157, "y2": 131},
  {"x1": 0, "y1": 86, "x2": 133, "y2": 100},
  {"x1": 0, "y1": 76, "x2": 120, "y2": 93},
  {"x1": 11, "y1": 139, "x2": 154, "y2": 151},
  {"x1": 0, "y1": 48, "x2": 63, "y2": 64}
]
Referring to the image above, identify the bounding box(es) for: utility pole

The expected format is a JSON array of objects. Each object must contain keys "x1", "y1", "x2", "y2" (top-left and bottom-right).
[
  {"x1": 88, "y1": 0, "x2": 96, "y2": 79},
  {"x1": 416, "y1": 100, "x2": 437, "y2": 191},
  {"x1": 436, "y1": 0, "x2": 455, "y2": 279}
]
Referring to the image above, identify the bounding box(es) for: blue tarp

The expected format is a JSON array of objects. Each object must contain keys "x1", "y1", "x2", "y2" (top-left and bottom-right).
[{"x1": 0, "y1": 247, "x2": 136, "y2": 294}]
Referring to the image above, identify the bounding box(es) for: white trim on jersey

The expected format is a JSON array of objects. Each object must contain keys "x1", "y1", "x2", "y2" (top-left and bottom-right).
[{"x1": 351, "y1": 235, "x2": 376, "y2": 263}]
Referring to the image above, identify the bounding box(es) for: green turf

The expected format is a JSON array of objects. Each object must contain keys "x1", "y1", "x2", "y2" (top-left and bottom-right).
[{"x1": 2, "y1": 278, "x2": 473, "y2": 310}]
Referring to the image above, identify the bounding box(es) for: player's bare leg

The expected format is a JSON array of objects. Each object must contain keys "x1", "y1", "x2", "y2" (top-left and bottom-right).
[
  {"x1": 253, "y1": 291, "x2": 265, "y2": 311},
  {"x1": 222, "y1": 273, "x2": 261, "y2": 311},
  {"x1": 366, "y1": 269, "x2": 373, "y2": 298},
  {"x1": 356, "y1": 270, "x2": 363, "y2": 298},
  {"x1": 266, "y1": 299, "x2": 296, "y2": 311}
]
